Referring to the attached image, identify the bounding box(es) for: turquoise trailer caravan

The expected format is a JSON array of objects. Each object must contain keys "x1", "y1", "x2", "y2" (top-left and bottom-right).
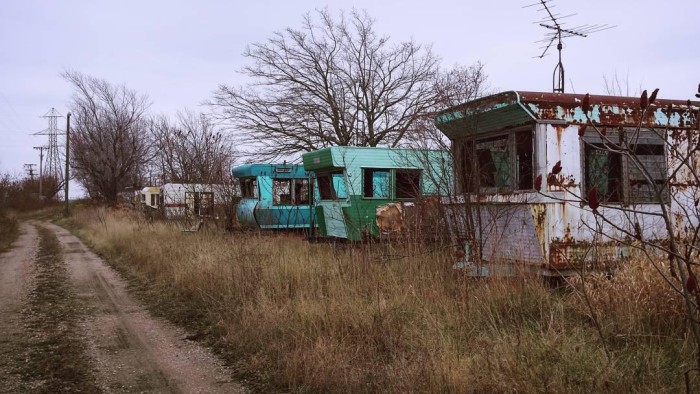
[
  {"x1": 232, "y1": 163, "x2": 315, "y2": 229},
  {"x1": 302, "y1": 147, "x2": 451, "y2": 241}
]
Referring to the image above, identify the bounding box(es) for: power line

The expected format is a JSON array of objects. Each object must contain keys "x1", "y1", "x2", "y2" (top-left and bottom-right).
[{"x1": 32, "y1": 108, "x2": 64, "y2": 187}]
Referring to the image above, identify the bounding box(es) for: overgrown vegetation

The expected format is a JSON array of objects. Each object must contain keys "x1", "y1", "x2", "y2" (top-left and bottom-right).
[
  {"x1": 0, "y1": 213, "x2": 19, "y2": 252},
  {"x1": 65, "y1": 207, "x2": 695, "y2": 393},
  {"x1": 13, "y1": 226, "x2": 100, "y2": 393}
]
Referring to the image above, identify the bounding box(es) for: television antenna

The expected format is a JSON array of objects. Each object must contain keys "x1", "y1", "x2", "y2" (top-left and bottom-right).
[{"x1": 526, "y1": 0, "x2": 615, "y2": 93}]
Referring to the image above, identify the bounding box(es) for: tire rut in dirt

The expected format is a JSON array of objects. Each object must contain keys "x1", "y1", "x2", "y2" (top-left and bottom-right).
[
  {"x1": 45, "y1": 222, "x2": 245, "y2": 394},
  {"x1": 10, "y1": 224, "x2": 101, "y2": 393}
]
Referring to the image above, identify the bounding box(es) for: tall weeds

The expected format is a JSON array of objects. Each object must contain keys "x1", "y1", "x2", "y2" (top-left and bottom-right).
[{"x1": 67, "y1": 207, "x2": 693, "y2": 392}]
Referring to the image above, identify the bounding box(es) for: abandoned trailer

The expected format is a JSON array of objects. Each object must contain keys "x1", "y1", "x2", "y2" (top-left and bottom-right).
[
  {"x1": 231, "y1": 163, "x2": 315, "y2": 230},
  {"x1": 139, "y1": 186, "x2": 160, "y2": 210},
  {"x1": 160, "y1": 183, "x2": 228, "y2": 219},
  {"x1": 302, "y1": 146, "x2": 451, "y2": 241},
  {"x1": 436, "y1": 91, "x2": 700, "y2": 276}
]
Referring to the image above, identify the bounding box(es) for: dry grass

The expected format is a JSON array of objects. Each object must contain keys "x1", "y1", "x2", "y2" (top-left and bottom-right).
[{"x1": 65, "y1": 207, "x2": 695, "y2": 393}]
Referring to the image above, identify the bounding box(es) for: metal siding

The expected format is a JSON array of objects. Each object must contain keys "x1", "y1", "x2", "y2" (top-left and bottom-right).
[
  {"x1": 478, "y1": 204, "x2": 544, "y2": 264},
  {"x1": 302, "y1": 149, "x2": 335, "y2": 171},
  {"x1": 318, "y1": 201, "x2": 348, "y2": 238},
  {"x1": 232, "y1": 164, "x2": 311, "y2": 178}
]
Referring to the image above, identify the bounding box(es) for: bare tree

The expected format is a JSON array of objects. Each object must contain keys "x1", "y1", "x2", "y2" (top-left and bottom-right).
[
  {"x1": 404, "y1": 62, "x2": 490, "y2": 150},
  {"x1": 150, "y1": 109, "x2": 236, "y2": 184},
  {"x1": 63, "y1": 70, "x2": 151, "y2": 204},
  {"x1": 211, "y1": 8, "x2": 439, "y2": 160}
]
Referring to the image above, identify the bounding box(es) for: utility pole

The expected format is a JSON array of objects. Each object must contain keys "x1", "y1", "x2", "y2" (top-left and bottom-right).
[
  {"x1": 33, "y1": 146, "x2": 47, "y2": 199},
  {"x1": 24, "y1": 164, "x2": 36, "y2": 181},
  {"x1": 64, "y1": 113, "x2": 70, "y2": 217}
]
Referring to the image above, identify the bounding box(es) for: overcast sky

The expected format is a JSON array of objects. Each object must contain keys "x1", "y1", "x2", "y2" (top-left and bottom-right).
[{"x1": 1, "y1": 0, "x2": 698, "y2": 189}]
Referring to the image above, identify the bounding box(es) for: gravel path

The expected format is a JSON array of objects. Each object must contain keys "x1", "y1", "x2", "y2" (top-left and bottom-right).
[
  {"x1": 0, "y1": 223, "x2": 38, "y2": 392},
  {"x1": 0, "y1": 222, "x2": 247, "y2": 394}
]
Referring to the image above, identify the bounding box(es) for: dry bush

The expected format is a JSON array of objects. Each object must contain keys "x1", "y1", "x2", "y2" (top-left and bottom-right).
[{"x1": 67, "y1": 207, "x2": 694, "y2": 393}]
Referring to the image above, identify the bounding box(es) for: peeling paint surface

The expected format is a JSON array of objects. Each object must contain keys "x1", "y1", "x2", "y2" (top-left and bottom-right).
[{"x1": 436, "y1": 91, "x2": 700, "y2": 275}]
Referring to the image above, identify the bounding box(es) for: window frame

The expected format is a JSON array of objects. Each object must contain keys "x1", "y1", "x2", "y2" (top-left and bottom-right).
[
  {"x1": 456, "y1": 126, "x2": 535, "y2": 194},
  {"x1": 362, "y1": 168, "x2": 392, "y2": 199},
  {"x1": 395, "y1": 169, "x2": 422, "y2": 200},
  {"x1": 581, "y1": 127, "x2": 669, "y2": 205},
  {"x1": 241, "y1": 178, "x2": 259, "y2": 199},
  {"x1": 360, "y1": 167, "x2": 424, "y2": 200},
  {"x1": 272, "y1": 178, "x2": 312, "y2": 206},
  {"x1": 317, "y1": 170, "x2": 348, "y2": 201}
]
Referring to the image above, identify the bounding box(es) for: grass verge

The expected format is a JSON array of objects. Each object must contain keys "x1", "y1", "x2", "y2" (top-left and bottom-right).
[{"x1": 64, "y1": 207, "x2": 696, "y2": 393}]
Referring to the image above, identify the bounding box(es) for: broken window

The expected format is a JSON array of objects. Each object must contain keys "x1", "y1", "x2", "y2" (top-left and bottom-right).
[
  {"x1": 318, "y1": 171, "x2": 347, "y2": 200},
  {"x1": 241, "y1": 178, "x2": 258, "y2": 198},
  {"x1": 150, "y1": 193, "x2": 158, "y2": 207},
  {"x1": 476, "y1": 136, "x2": 511, "y2": 189},
  {"x1": 186, "y1": 191, "x2": 214, "y2": 216},
  {"x1": 584, "y1": 145, "x2": 622, "y2": 202},
  {"x1": 457, "y1": 129, "x2": 534, "y2": 194},
  {"x1": 583, "y1": 129, "x2": 667, "y2": 204},
  {"x1": 395, "y1": 169, "x2": 421, "y2": 199},
  {"x1": 363, "y1": 168, "x2": 391, "y2": 198},
  {"x1": 272, "y1": 179, "x2": 292, "y2": 205},
  {"x1": 293, "y1": 178, "x2": 311, "y2": 205}
]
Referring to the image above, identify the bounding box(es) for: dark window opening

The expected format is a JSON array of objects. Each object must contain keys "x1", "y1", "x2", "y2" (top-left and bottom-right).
[
  {"x1": 241, "y1": 178, "x2": 258, "y2": 198},
  {"x1": 363, "y1": 168, "x2": 391, "y2": 198},
  {"x1": 457, "y1": 129, "x2": 536, "y2": 194},
  {"x1": 583, "y1": 131, "x2": 667, "y2": 204},
  {"x1": 516, "y1": 130, "x2": 534, "y2": 190},
  {"x1": 293, "y1": 178, "x2": 311, "y2": 205},
  {"x1": 318, "y1": 171, "x2": 346, "y2": 200},
  {"x1": 585, "y1": 144, "x2": 622, "y2": 203},
  {"x1": 476, "y1": 136, "x2": 511, "y2": 189},
  {"x1": 396, "y1": 169, "x2": 421, "y2": 199}
]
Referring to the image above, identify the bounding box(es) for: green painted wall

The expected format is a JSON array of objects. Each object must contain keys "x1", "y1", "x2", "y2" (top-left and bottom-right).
[{"x1": 303, "y1": 147, "x2": 451, "y2": 240}]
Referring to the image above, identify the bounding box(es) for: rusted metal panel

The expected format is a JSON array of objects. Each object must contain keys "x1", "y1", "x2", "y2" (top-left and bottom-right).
[
  {"x1": 439, "y1": 90, "x2": 700, "y2": 276},
  {"x1": 436, "y1": 91, "x2": 699, "y2": 139},
  {"x1": 518, "y1": 91, "x2": 699, "y2": 128},
  {"x1": 374, "y1": 198, "x2": 446, "y2": 240}
]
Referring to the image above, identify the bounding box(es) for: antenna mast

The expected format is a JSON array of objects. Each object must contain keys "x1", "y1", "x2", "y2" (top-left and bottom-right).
[{"x1": 527, "y1": 0, "x2": 614, "y2": 93}]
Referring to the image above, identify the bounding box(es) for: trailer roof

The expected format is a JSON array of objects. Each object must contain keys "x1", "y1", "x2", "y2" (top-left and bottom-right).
[
  {"x1": 231, "y1": 163, "x2": 311, "y2": 178},
  {"x1": 436, "y1": 91, "x2": 700, "y2": 139},
  {"x1": 302, "y1": 146, "x2": 448, "y2": 171}
]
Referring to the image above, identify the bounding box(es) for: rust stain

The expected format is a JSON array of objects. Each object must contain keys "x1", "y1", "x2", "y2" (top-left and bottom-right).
[
  {"x1": 376, "y1": 203, "x2": 404, "y2": 234},
  {"x1": 555, "y1": 125, "x2": 563, "y2": 150},
  {"x1": 530, "y1": 204, "x2": 547, "y2": 260}
]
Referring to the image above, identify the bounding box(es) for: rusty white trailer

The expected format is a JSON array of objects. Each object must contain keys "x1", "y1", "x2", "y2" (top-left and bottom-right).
[
  {"x1": 436, "y1": 91, "x2": 699, "y2": 276},
  {"x1": 160, "y1": 183, "x2": 228, "y2": 219}
]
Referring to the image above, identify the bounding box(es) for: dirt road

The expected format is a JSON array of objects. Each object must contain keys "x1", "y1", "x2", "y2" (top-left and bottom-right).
[
  {"x1": 0, "y1": 223, "x2": 38, "y2": 390},
  {"x1": 0, "y1": 222, "x2": 246, "y2": 393}
]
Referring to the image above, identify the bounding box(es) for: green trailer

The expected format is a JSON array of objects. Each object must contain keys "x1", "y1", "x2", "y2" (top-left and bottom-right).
[{"x1": 302, "y1": 146, "x2": 450, "y2": 240}]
